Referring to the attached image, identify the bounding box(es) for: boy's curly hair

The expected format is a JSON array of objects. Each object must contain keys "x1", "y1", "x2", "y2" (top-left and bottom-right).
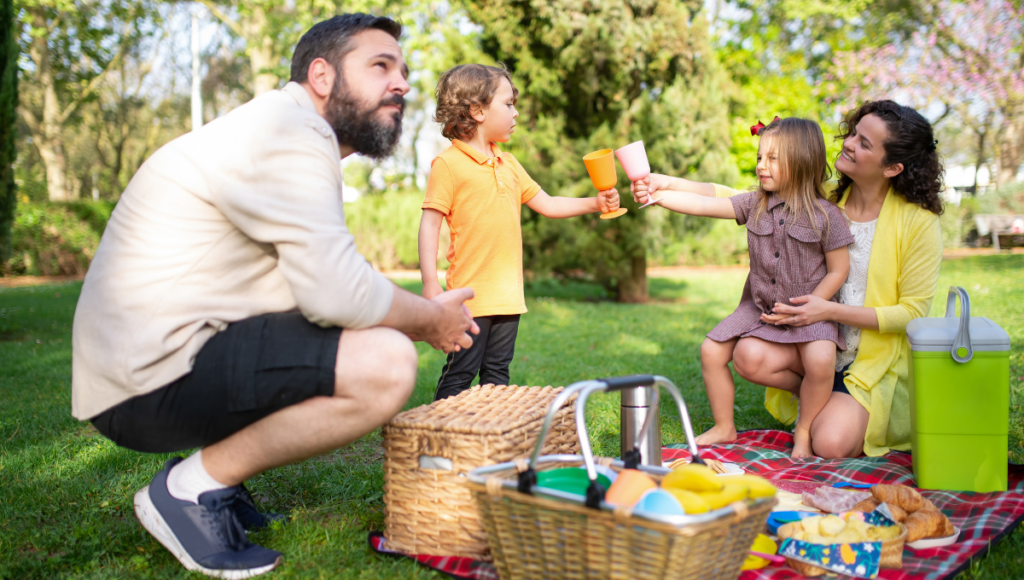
[{"x1": 434, "y1": 64, "x2": 518, "y2": 141}]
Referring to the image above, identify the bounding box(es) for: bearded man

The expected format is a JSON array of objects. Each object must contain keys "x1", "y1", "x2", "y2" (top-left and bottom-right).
[{"x1": 71, "y1": 14, "x2": 477, "y2": 578}]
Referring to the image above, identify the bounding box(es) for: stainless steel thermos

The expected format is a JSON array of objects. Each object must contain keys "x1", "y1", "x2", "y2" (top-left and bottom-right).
[{"x1": 620, "y1": 386, "x2": 662, "y2": 466}]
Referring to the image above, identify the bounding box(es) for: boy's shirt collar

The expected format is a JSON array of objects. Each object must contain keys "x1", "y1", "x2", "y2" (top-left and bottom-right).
[{"x1": 452, "y1": 139, "x2": 506, "y2": 165}]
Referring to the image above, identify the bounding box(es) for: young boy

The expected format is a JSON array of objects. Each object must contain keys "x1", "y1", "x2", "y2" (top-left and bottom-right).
[{"x1": 420, "y1": 64, "x2": 619, "y2": 401}]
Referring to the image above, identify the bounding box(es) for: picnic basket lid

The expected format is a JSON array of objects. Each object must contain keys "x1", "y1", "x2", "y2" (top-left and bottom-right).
[{"x1": 386, "y1": 384, "x2": 573, "y2": 435}]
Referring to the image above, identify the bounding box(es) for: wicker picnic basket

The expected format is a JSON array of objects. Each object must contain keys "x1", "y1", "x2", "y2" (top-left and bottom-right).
[
  {"x1": 382, "y1": 384, "x2": 580, "y2": 560},
  {"x1": 466, "y1": 375, "x2": 777, "y2": 580}
]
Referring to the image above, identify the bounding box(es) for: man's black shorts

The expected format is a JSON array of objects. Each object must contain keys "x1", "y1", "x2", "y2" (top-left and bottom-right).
[{"x1": 91, "y1": 312, "x2": 341, "y2": 453}]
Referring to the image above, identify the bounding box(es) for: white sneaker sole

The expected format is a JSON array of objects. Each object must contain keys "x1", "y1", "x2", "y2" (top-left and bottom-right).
[{"x1": 134, "y1": 486, "x2": 281, "y2": 579}]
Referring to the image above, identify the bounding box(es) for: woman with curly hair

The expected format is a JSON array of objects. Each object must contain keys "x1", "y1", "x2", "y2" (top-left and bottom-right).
[{"x1": 632, "y1": 100, "x2": 944, "y2": 458}]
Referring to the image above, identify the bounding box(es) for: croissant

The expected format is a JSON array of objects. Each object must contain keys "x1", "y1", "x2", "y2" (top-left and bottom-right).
[
  {"x1": 904, "y1": 508, "x2": 953, "y2": 542},
  {"x1": 871, "y1": 484, "x2": 926, "y2": 512},
  {"x1": 887, "y1": 504, "x2": 908, "y2": 523},
  {"x1": 854, "y1": 497, "x2": 880, "y2": 512}
]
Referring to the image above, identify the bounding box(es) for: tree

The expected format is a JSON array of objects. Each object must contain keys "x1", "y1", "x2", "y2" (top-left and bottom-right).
[
  {"x1": 464, "y1": 0, "x2": 736, "y2": 302},
  {"x1": 17, "y1": 0, "x2": 152, "y2": 201},
  {"x1": 1, "y1": 0, "x2": 17, "y2": 262},
  {"x1": 709, "y1": 0, "x2": 928, "y2": 183},
  {"x1": 196, "y1": 0, "x2": 401, "y2": 97},
  {"x1": 829, "y1": 0, "x2": 1024, "y2": 186}
]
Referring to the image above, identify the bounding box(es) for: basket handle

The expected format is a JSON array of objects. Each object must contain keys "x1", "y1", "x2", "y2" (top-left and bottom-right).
[
  {"x1": 574, "y1": 376, "x2": 703, "y2": 509},
  {"x1": 518, "y1": 382, "x2": 595, "y2": 494},
  {"x1": 944, "y1": 286, "x2": 973, "y2": 363},
  {"x1": 598, "y1": 374, "x2": 656, "y2": 390}
]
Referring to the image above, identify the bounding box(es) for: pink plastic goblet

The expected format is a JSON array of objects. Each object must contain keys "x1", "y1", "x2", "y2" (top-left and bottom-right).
[
  {"x1": 615, "y1": 141, "x2": 659, "y2": 209},
  {"x1": 615, "y1": 140, "x2": 650, "y2": 181}
]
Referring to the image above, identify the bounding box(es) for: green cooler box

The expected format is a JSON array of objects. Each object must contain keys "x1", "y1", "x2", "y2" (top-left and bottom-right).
[{"x1": 907, "y1": 286, "x2": 1010, "y2": 492}]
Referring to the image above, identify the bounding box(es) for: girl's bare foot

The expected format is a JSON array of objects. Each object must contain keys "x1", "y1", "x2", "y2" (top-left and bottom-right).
[
  {"x1": 792, "y1": 427, "x2": 813, "y2": 458},
  {"x1": 694, "y1": 424, "x2": 737, "y2": 446}
]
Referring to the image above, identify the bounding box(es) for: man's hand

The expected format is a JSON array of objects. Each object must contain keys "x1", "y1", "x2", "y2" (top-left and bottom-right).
[
  {"x1": 424, "y1": 288, "x2": 479, "y2": 353},
  {"x1": 597, "y1": 188, "x2": 620, "y2": 213},
  {"x1": 380, "y1": 284, "x2": 479, "y2": 353}
]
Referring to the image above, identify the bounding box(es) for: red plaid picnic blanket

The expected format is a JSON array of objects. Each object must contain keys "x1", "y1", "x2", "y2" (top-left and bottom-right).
[{"x1": 369, "y1": 429, "x2": 1024, "y2": 580}]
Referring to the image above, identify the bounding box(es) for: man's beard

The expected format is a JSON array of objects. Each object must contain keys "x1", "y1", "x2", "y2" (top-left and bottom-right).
[{"x1": 324, "y1": 73, "x2": 404, "y2": 161}]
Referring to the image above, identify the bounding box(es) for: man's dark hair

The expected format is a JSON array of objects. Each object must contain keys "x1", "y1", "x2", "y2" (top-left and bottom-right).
[{"x1": 290, "y1": 14, "x2": 402, "y2": 83}]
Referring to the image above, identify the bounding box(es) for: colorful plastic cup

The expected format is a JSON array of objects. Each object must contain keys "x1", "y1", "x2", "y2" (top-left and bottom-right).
[
  {"x1": 583, "y1": 149, "x2": 627, "y2": 220},
  {"x1": 583, "y1": 149, "x2": 617, "y2": 190},
  {"x1": 634, "y1": 488, "x2": 685, "y2": 516},
  {"x1": 614, "y1": 141, "x2": 650, "y2": 182},
  {"x1": 604, "y1": 469, "x2": 657, "y2": 506},
  {"x1": 536, "y1": 467, "x2": 612, "y2": 496}
]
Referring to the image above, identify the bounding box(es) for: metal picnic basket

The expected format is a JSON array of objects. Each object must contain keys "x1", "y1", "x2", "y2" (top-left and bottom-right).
[{"x1": 466, "y1": 375, "x2": 777, "y2": 580}]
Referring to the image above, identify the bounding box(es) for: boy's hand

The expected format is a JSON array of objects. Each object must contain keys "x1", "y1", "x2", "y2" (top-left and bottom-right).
[
  {"x1": 596, "y1": 188, "x2": 620, "y2": 213},
  {"x1": 422, "y1": 280, "x2": 444, "y2": 300}
]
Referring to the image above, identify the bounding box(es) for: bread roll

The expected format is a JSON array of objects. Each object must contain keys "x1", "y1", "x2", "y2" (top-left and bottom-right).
[
  {"x1": 871, "y1": 484, "x2": 926, "y2": 512},
  {"x1": 854, "y1": 497, "x2": 880, "y2": 512},
  {"x1": 904, "y1": 508, "x2": 952, "y2": 542}
]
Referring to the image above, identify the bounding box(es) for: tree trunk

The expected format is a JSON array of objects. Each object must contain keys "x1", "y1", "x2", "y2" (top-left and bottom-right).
[
  {"x1": 245, "y1": 7, "x2": 278, "y2": 96},
  {"x1": 616, "y1": 252, "x2": 648, "y2": 303},
  {"x1": 36, "y1": 140, "x2": 70, "y2": 201},
  {"x1": 996, "y1": 112, "x2": 1024, "y2": 186},
  {"x1": 25, "y1": 7, "x2": 73, "y2": 201}
]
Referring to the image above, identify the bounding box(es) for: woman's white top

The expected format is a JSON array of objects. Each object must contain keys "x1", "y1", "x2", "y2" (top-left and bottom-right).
[{"x1": 836, "y1": 217, "x2": 879, "y2": 371}]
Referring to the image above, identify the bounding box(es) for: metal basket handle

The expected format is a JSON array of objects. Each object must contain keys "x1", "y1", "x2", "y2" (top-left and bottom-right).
[
  {"x1": 517, "y1": 375, "x2": 703, "y2": 509},
  {"x1": 944, "y1": 286, "x2": 973, "y2": 363}
]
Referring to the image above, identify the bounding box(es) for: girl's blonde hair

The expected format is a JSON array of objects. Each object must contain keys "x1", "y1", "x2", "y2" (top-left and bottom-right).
[{"x1": 751, "y1": 117, "x2": 833, "y2": 233}]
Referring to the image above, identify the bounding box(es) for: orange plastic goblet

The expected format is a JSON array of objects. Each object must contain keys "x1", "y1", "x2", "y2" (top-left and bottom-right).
[{"x1": 583, "y1": 149, "x2": 628, "y2": 220}]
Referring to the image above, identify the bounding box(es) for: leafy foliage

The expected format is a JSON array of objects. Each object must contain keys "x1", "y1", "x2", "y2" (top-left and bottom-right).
[
  {"x1": 829, "y1": 0, "x2": 1024, "y2": 186},
  {"x1": 0, "y1": 0, "x2": 16, "y2": 262},
  {"x1": 2, "y1": 201, "x2": 112, "y2": 276},
  {"x1": 464, "y1": 0, "x2": 737, "y2": 300}
]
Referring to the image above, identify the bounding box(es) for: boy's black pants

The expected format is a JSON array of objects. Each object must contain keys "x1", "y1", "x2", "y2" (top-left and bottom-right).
[{"x1": 434, "y1": 314, "x2": 521, "y2": 401}]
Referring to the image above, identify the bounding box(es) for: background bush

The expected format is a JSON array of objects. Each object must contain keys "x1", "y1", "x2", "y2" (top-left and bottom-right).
[{"x1": 3, "y1": 201, "x2": 113, "y2": 276}]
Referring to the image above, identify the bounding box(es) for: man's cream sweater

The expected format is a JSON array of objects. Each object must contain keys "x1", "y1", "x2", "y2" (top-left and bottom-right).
[{"x1": 71, "y1": 83, "x2": 394, "y2": 420}]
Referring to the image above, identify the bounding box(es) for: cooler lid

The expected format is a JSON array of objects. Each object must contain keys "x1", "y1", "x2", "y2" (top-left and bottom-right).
[{"x1": 907, "y1": 316, "x2": 1010, "y2": 351}]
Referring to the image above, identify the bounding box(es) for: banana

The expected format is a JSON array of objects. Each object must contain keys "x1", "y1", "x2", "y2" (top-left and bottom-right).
[
  {"x1": 664, "y1": 488, "x2": 711, "y2": 514},
  {"x1": 718, "y1": 475, "x2": 777, "y2": 498},
  {"x1": 660, "y1": 464, "x2": 723, "y2": 493},
  {"x1": 697, "y1": 482, "x2": 749, "y2": 510}
]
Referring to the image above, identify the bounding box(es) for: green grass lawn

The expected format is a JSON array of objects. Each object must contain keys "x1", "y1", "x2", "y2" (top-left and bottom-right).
[{"x1": 2, "y1": 255, "x2": 1023, "y2": 579}]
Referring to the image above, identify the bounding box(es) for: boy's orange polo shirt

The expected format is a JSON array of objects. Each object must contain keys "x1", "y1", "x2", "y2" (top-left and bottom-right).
[{"x1": 423, "y1": 140, "x2": 541, "y2": 317}]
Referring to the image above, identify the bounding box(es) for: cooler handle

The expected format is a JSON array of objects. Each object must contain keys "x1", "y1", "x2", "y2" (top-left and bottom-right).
[{"x1": 944, "y1": 286, "x2": 973, "y2": 363}]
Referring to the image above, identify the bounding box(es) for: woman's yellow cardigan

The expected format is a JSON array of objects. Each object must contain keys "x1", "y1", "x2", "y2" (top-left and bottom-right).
[{"x1": 713, "y1": 184, "x2": 943, "y2": 456}]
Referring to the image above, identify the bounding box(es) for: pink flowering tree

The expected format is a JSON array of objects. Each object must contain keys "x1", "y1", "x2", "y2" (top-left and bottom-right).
[{"x1": 827, "y1": 0, "x2": 1024, "y2": 186}]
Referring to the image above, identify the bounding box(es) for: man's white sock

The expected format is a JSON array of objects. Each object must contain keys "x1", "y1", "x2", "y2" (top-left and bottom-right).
[{"x1": 166, "y1": 450, "x2": 229, "y2": 504}]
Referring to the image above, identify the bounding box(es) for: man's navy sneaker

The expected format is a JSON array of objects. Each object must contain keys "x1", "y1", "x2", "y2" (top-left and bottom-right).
[
  {"x1": 134, "y1": 458, "x2": 282, "y2": 578},
  {"x1": 235, "y1": 483, "x2": 287, "y2": 531}
]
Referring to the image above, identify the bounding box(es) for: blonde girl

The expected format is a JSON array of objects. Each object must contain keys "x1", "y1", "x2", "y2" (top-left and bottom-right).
[{"x1": 632, "y1": 118, "x2": 854, "y2": 458}]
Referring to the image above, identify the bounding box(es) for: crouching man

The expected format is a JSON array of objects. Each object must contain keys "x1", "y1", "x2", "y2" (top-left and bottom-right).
[{"x1": 71, "y1": 14, "x2": 477, "y2": 577}]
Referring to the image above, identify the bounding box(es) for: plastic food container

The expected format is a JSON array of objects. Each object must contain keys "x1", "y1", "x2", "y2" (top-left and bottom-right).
[{"x1": 907, "y1": 287, "x2": 1010, "y2": 492}]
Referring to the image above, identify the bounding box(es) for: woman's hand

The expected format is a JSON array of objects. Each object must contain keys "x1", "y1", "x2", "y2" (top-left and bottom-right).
[{"x1": 762, "y1": 295, "x2": 835, "y2": 327}]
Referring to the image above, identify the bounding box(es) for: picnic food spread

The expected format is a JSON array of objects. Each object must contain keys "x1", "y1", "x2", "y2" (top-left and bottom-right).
[
  {"x1": 604, "y1": 463, "x2": 779, "y2": 514},
  {"x1": 784, "y1": 513, "x2": 902, "y2": 543},
  {"x1": 855, "y1": 484, "x2": 956, "y2": 542},
  {"x1": 381, "y1": 380, "x2": 973, "y2": 580}
]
